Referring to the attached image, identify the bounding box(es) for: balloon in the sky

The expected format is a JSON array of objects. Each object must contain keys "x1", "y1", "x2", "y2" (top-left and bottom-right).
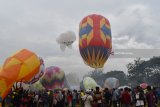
[
  {"x1": 79, "y1": 14, "x2": 112, "y2": 68},
  {"x1": 57, "y1": 31, "x2": 76, "y2": 51},
  {"x1": 40, "y1": 66, "x2": 65, "y2": 90},
  {"x1": 83, "y1": 77, "x2": 97, "y2": 90},
  {"x1": 104, "y1": 77, "x2": 119, "y2": 89},
  {"x1": 26, "y1": 57, "x2": 45, "y2": 84},
  {"x1": 0, "y1": 49, "x2": 41, "y2": 98}
]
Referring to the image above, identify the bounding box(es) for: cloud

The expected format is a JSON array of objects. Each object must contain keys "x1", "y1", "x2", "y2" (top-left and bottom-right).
[{"x1": 0, "y1": 0, "x2": 160, "y2": 80}]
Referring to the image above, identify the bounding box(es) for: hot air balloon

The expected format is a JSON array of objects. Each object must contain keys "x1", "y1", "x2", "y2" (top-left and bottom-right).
[
  {"x1": 2, "y1": 49, "x2": 41, "y2": 82},
  {"x1": 104, "y1": 77, "x2": 119, "y2": 89},
  {"x1": 30, "y1": 80, "x2": 45, "y2": 91},
  {"x1": 40, "y1": 66, "x2": 65, "y2": 90},
  {"x1": 79, "y1": 14, "x2": 112, "y2": 69},
  {"x1": 0, "y1": 49, "x2": 41, "y2": 98},
  {"x1": 83, "y1": 77, "x2": 97, "y2": 90},
  {"x1": 57, "y1": 31, "x2": 76, "y2": 51},
  {"x1": 26, "y1": 57, "x2": 45, "y2": 84},
  {"x1": 65, "y1": 72, "x2": 80, "y2": 90}
]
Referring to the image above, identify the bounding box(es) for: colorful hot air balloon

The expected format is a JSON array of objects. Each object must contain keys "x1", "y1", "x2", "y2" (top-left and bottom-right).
[
  {"x1": 79, "y1": 14, "x2": 112, "y2": 68},
  {"x1": 27, "y1": 57, "x2": 45, "y2": 84},
  {"x1": 2, "y1": 49, "x2": 41, "y2": 82},
  {"x1": 0, "y1": 49, "x2": 41, "y2": 99},
  {"x1": 104, "y1": 77, "x2": 119, "y2": 89},
  {"x1": 83, "y1": 77, "x2": 97, "y2": 90},
  {"x1": 40, "y1": 66, "x2": 65, "y2": 90}
]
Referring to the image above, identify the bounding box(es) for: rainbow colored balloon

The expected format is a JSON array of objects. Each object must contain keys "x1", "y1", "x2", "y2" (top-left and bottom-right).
[
  {"x1": 40, "y1": 66, "x2": 65, "y2": 90},
  {"x1": 79, "y1": 14, "x2": 112, "y2": 68}
]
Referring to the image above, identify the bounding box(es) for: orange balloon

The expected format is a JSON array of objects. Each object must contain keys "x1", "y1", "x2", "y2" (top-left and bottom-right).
[{"x1": 0, "y1": 49, "x2": 41, "y2": 99}]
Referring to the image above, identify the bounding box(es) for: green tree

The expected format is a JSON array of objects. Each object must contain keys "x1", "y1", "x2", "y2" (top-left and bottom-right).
[
  {"x1": 127, "y1": 57, "x2": 160, "y2": 87},
  {"x1": 104, "y1": 70, "x2": 128, "y2": 86}
]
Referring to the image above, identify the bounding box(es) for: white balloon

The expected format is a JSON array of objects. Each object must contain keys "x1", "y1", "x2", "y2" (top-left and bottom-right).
[
  {"x1": 57, "y1": 31, "x2": 76, "y2": 51},
  {"x1": 104, "y1": 77, "x2": 119, "y2": 89}
]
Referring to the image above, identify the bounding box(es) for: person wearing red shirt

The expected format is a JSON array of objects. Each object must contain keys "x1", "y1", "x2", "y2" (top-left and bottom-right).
[{"x1": 121, "y1": 87, "x2": 131, "y2": 107}]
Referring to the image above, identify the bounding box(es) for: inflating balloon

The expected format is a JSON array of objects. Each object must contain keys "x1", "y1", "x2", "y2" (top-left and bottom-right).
[
  {"x1": 79, "y1": 14, "x2": 112, "y2": 68},
  {"x1": 27, "y1": 57, "x2": 45, "y2": 84},
  {"x1": 104, "y1": 77, "x2": 119, "y2": 89},
  {"x1": 2, "y1": 49, "x2": 41, "y2": 82},
  {"x1": 0, "y1": 49, "x2": 41, "y2": 99},
  {"x1": 65, "y1": 72, "x2": 80, "y2": 90},
  {"x1": 40, "y1": 66, "x2": 65, "y2": 90},
  {"x1": 83, "y1": 77, "x2": 97, "y2": 90},
  {"x1": 57, "y1": 31, "x2": 76, "y2": 51},
  {"x1": 30, "y1": 80, "x2": 45, "y2": 91}
]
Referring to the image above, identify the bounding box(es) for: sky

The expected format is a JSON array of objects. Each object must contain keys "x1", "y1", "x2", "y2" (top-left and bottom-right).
[{"x1": 0, "y1": 0, "x2": 160, "y2": 80}]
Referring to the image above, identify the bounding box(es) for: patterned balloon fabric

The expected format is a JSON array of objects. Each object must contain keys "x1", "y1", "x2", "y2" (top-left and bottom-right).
[
  {"x1": 40, "y1": 66, "x2": 65, "y2": 90},
  {"x1": 79, "y1": 14, "x2": 112, "y2": 68},
  {"x1": 0, "y1": 49, "x2": 41, "y2": 99},
  {"x1": 26, "y1": 57, "x2": 45, "y2": 84}
]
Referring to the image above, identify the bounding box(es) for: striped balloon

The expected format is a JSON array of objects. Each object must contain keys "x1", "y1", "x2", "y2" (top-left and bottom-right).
[{"x1": 79, "y1": 14, "x2": 112, "y2": 68}]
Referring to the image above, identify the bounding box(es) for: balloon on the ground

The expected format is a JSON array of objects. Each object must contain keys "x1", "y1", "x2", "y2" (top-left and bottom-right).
[
  {"x1": 79, "y1": 14, "x2": 112, "y2": 68},
  {"x1": 27, "y1": 57, "x2": 45, "y2": 84},
  {"x1": 0, "y1": 78, "x2": 11, "y2": 99},
  {"x1": 57, "y1": 31, "x2": 76, "y2": 51},
  {"x1": 40, "y1": 66, "x2": 65, "y2": 90},
  {"x1": 30, "y1": 80, "x2": 45, "y2": 91},
  {"x1": 104, "y1": 77, "x2": 119, "y2": 89},
  {"x1": 65, "y1": 72, "x2": 80, "y2": 90},
  {"x1": 0, "y1": 49, "x2": 41, "y2": 99},
  {"x1": 83, "y1": 77, "x2": 97, "y2": 90},
  {"x1": 2, "y1": 49, "x2": 41, "y2": 82},
  {"x1": 13, "y1": 82, "x2": 30, "y2": 90}
]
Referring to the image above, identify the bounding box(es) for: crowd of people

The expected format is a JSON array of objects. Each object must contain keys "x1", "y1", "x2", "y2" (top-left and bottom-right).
[{"x1": 0, "y1": 85, "x2": 160, "y2": 107}]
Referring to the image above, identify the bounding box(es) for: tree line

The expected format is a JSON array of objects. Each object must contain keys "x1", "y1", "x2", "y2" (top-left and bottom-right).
[{"x1": 83, "y1": 56, "x2": 160, "y2": 88}]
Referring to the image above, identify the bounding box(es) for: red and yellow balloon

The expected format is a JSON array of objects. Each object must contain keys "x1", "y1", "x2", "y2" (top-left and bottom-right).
[{"x1": 79, "y1": 14, "x2": 112, "y2": 68}]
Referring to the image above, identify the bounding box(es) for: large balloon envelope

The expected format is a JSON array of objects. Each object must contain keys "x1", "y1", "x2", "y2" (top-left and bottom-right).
[
  {"x1": 2, "y1": 49, "x2": 41, "y2": 82},
  {"x1": 79, "y1": 14, "x2": 112, "y2": 68},
  {"x1": 0, "y1": 49, "x2": 41, "y2": 98},
  {"x1": 83, "y1": 77, "x2": 97, "y2": 90},
  {"x1": 40, "y1": 66, "x2": 65, "y2": 90},
  {"x1": 26, "y1": 57, "x2": 45, "y2": 84},
  {"x1": 104, "y1": 77, "x2": 119, "y2": 89}
]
